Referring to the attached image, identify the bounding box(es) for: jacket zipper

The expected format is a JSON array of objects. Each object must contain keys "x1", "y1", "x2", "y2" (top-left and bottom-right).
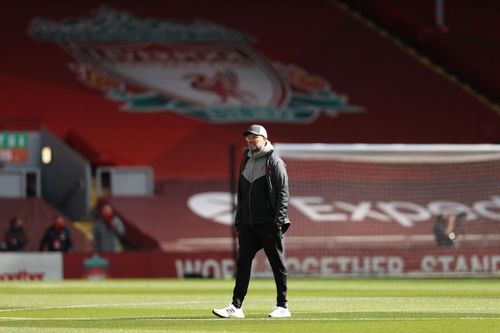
[{"x1": 248, "y1": 158, "x2": 254, "y2": 226}]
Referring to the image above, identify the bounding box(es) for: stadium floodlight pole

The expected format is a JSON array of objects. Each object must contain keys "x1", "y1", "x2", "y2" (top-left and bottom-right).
[{"x1": 228, "y1": 144, "x2": 238, "y2": 276}]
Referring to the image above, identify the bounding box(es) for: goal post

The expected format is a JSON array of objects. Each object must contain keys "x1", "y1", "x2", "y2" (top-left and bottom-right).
[{"x1": 267, "y1": 143, "x2": 500, "y2": 277}]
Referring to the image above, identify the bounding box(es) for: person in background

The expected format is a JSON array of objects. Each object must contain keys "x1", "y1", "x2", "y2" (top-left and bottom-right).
[
  {"x1": 39, "y1": 215, "x2": 73, "y2": 252},
  {"x1": 433, "y1": 214, "x2": 456, "y2": 247},
  {"x1": 93, "y1": 203, "x2": 126, "y2": 253},
  {"x1": 2, "y1": 217, "x2": 28, "y2": 251}
]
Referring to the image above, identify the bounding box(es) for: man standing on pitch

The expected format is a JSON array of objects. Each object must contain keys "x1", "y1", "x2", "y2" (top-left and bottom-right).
[{"x1": 213, "y1": 124, "x2": 291, "y2": 318}]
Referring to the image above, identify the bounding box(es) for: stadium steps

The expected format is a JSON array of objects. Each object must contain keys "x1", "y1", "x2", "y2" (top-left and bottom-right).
[{"x1": 73, "y1": 221, "x2": 94, "y2": 242}]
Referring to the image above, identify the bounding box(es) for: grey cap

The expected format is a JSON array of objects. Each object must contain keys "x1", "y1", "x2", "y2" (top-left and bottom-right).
[{"x1": 243, "y1": 124, "x2": 268, "y2": 138}]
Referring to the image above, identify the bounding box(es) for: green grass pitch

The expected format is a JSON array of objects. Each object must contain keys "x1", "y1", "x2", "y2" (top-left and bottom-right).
[{"x1": 0, "y1": 278, "x2": 499, "y2": 332}]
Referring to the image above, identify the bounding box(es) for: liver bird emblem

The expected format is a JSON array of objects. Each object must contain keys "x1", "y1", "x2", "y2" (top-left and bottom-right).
[{"x1": 184, "y1": 70, "x2": 256, "y2": 104}]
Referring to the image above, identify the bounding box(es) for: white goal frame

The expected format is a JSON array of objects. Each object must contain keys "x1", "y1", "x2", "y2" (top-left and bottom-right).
[
  {"x1": 270, "y1": 143, "x2": 500, "y2": 277},
  {"x1": 275, "y1": 143, "x2": 500, "y2": 163}
]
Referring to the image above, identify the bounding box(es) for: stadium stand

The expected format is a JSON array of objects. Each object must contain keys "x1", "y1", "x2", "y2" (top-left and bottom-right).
[
  {"x1": 1, "y1": 1, "x2": 499, "y2": 180},
  {"x1": 0, "y1": 198, "x2": 89, "y2": 252},
  {"x1": 342, "y1": 0, "x2": 500, "y2": 103},
  {"x1": 0, "y1": 1, "x2": 499, "y2": 275}
]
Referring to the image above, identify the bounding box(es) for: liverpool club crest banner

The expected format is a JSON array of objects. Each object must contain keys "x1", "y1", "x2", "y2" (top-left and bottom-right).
[{"x1": 29, "y1": 7, "x2": 362, "y2": 123}]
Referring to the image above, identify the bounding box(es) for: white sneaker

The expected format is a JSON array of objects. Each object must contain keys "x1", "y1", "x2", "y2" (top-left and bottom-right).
[
  {"x1": 268, "y1": 306, "x2": 291, "y2": 318},
  {"x1": 212, "y1": 304, "x2": 245, "y2": 318}
]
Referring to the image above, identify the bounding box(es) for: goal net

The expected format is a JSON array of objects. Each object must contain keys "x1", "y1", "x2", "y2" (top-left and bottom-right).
[{"x1": 260, "y1": 143, "x2": 500, "y2": 277}]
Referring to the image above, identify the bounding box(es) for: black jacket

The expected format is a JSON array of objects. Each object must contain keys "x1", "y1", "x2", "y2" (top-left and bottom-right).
[
  {"x1": 235, "y1": 148, "x2": 291, "y2": 233},
  {"x1": 4, "y1": 227, "x2": 28, "y2": 251},
  {"x1": 39, "y1": 226, "x2": 73, "y2": 252}
]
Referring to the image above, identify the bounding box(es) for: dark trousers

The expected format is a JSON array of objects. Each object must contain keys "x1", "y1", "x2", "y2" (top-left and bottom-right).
[{"x1": 232, "y1": 223, "x2": 287, "y2": 308}]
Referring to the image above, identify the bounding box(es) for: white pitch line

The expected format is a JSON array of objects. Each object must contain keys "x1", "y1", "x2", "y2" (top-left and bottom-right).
[
  {"x1": 0, "y1": 316, "x2": 499, "y2": 322},
  {"x1": 1, "y1": 303, "x2": 499, "y2": 314},
  {"x1": 2, "y1": 307, "x2": 498, "y2": 315},
  {"x1": 0, "y1": 300, "x2": 214, "y2": 313},
  {"x1": 299, "y1": 308, "x2": 499, "y2": 313}
]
